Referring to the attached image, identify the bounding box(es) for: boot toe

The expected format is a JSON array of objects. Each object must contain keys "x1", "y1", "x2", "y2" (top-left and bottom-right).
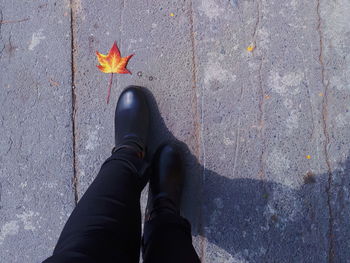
[
  {"x1": 114, "y1": 86, "x2": 150, "y2": 152},
  {"x1": 117, "y1": 86, "x2": 147, "y2": 111}
]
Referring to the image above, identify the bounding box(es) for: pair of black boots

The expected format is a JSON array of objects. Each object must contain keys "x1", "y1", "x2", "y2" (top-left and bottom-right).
[{"x1": 114, "y1": 86, "x2": 184, "y2": 220}]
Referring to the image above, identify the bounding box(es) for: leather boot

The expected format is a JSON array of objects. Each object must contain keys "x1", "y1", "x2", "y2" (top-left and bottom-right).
[
  {"x1": 113, "y1": 86, "x2": 150, "y2": 158},
  {"x1": 146, "y1": 143, "x2": 185, "y2": 220}
]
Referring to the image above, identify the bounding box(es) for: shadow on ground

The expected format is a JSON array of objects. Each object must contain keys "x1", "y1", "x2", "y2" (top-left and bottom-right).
[{"x1": 143, "y1": 86, "x2": 350, "y2": 262}]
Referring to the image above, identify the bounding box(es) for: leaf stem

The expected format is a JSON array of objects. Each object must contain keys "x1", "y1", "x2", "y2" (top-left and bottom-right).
[
  {"x1": 107, "y1": 73, "x2": 114, "y2": 104},
  {"x1": 0, "y1": 17, "x2": 29, "y2": 24}
]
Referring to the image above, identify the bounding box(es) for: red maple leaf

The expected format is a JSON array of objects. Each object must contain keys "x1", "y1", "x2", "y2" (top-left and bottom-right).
[{"x1": 96, "y1": 41, "x2": 134, "y2": 103}]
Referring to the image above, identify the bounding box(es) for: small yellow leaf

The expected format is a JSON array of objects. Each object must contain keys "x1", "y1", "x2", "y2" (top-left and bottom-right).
[
  {"x1": 306, "y1": 155, "x2": 311, "y2": 159},
  {"x1": 247, "y1": 44, "x2": 255, "y2": 52},
  {"x1": 319, "y1": 92, "x2": 324, "y2": 97},
  {"x1": 170, "y1": 13, "x2": 175, "y2": 17}
]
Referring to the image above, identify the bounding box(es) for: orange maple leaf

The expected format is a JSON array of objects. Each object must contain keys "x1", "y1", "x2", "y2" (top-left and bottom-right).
[{"x1": 96, "y1": 41, "x2": 134, "y2": 103}]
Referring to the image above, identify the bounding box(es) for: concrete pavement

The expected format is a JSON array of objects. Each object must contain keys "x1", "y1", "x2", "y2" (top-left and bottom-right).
[{"x1": 1, "y1": 0, "x2": 350, "y2": 262}]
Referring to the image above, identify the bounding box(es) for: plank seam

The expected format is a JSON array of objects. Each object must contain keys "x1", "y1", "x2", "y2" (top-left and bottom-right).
[
  {"x1": 188, "y1": 0, "x2": 206, "y2": 261},
  {"x1": 316, "y1": 0, "x2": 334, "y2": 262},
  {"x1": 70, "y1": 0, "x2": 78, "y2": 205}
]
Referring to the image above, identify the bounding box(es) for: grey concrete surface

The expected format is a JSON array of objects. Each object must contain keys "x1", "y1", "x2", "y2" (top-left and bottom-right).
[
  {"x1": 1, "y1": 0, "x2": 350, "y2": 262},
  {"x1": 0, "y1": 1, "x2": 75, "y2": 262}
]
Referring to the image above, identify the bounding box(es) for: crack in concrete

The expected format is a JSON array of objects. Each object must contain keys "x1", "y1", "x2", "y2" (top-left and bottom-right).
[
  {"x1": 0, "y1": 10, "x2": 5, "y2": 61},
  {"x1": 70, "y1": 0, "x2": 78, "y2": 206},
  {"x1": 188, "y1": 0, "x2": 206, "y2": 261},
  {"x1": 252, "y1": 0, "x2": 261, "y2": 46},
  {"x1": 253, "y1": 0, "x2": 266, "y2": 183},
  {"x1": 302, "y1": 62, "x2": 316, "y2": 141},
  {"x1": 316, "y1": 0, "x2": 335, "y2": 262},
  {"x1": 253, "y1": 3, "x2": 271, "y2": 257},
  {"x1": 232, "y1": 126, "x2": 240, "y2": 178},
  {"x1": 6, "y1": 34, "x2": 17, "y2": 63},
  {"x1": 188, "y1": 2, "x2": 201, "y2": 159},
  {"x1": 296, "y1": 46, "x2": 316, "y2": 141},
  {"x1": 5, "y1": 137, "x2": 13, "y2": 155},
  {"x1": 258, "y1": 55, "x2": 266, "y2": 180},
  {"x1": 305, "y1": 81, "x2": 316, "y2": 141}
]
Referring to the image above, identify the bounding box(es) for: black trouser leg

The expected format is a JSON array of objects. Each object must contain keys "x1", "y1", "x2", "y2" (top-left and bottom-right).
[
  {"x1": 142, "y1": 213, "x2": 201, "y2": 263},
  {"x1": 44, "y1": 148, "x2": 146, "y2": 263}
]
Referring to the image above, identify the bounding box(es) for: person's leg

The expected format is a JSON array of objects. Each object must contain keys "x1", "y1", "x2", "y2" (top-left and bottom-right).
[
  {"x1": 45, "y1": 148, "x2": 146, "y2": 263},
  {"x1": 44, "y1": 86, "x2": 150, "y2": 263},
  {"x1": 142, "y1": 206, "x2": 200, "y2": 263},
  {"x1": 142, "y1": 143, "x2": 200, "y2": 263}
]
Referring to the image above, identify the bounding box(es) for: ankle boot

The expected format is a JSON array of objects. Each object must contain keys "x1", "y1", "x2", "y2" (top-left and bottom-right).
[
  {"x1": 146, "y1": 143, "x2": 184, "y2": 220},
  {"x1": 113, "y1": 86, "x2": 150, "y2": 158}
]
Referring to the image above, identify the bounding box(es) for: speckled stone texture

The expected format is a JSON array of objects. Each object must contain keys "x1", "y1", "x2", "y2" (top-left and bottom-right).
[
  {"x1": 0, "y1": 1, "x2": 74, "y2": 262},
  {"x1": 1, "y1": 0, "x2": 349, "y2": 262}
]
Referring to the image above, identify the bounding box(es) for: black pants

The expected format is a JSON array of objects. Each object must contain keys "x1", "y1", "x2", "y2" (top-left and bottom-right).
[{"x1": 44, "y1": 148, "x2": 200, "y2": 263}]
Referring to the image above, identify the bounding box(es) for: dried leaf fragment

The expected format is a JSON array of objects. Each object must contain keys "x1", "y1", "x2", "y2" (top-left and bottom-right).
[
  {"x1": 247, "y1": 43, "x2": 255, "y2": 52},
  {"x1": 50, "y1": 78, "x2": 60, "y2": 87}
]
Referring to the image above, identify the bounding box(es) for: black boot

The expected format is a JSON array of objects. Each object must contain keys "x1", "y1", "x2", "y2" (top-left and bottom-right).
[
  {"x1": 146, "y1": 143, "x2": 184, "y2": 220},
  {"x1": 113, "y1": 86, "x2": 150, "y2": 158}
]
